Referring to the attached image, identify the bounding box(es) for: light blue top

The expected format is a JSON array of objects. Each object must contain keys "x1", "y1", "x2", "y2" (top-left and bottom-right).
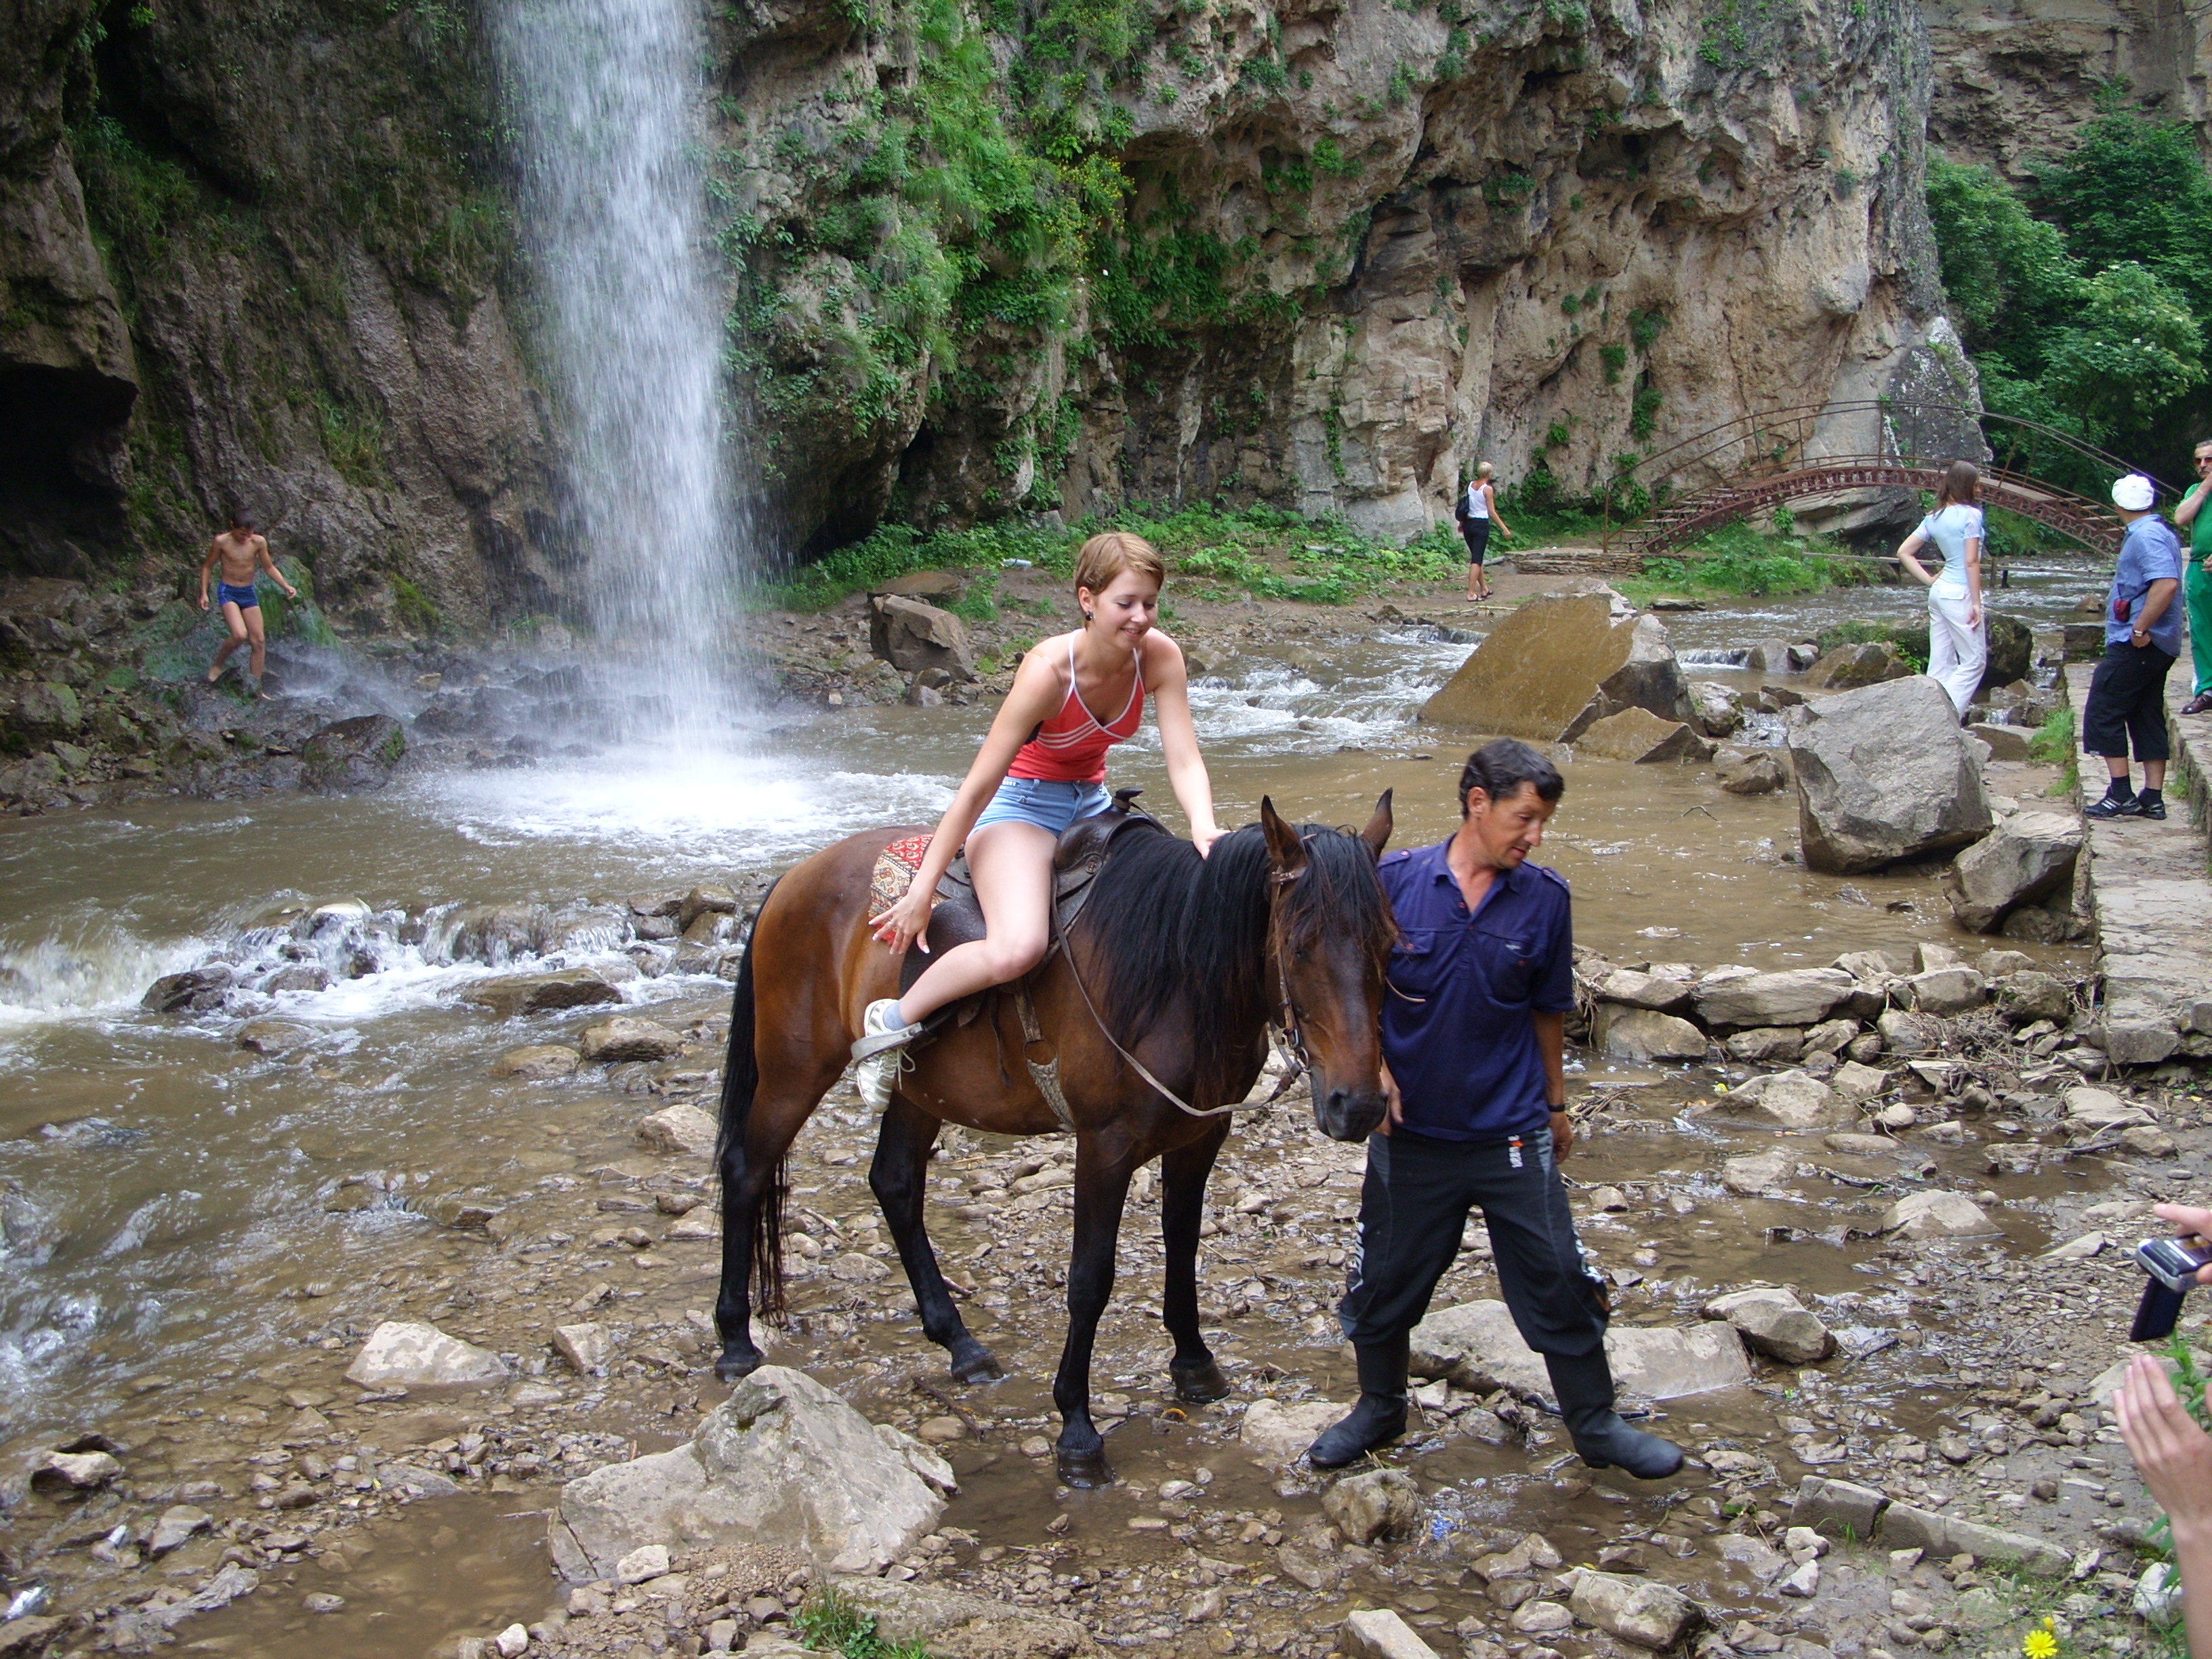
[{"x1": 1917, "y1": 504, "x2": 1984, "y2": 596}]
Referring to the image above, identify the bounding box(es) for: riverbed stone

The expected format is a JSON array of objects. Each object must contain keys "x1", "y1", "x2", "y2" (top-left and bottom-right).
[
  {"x1": 1339, "y1": 1608, "x2": 1443, "y2": 1659},
  {"x1": 637, "y1": 1102, "x2": 719, "y2": 1157},
  {"x1": 145, "y1": 1504, "x2": 213, "y2": 1557},
  {"x1": 1791, "y1": 1475, "x2": 1888, "y2": 1536},
  {"x1": 1419, "y1": 594, "x2": 1690, "y2": 740},
  {"x1": 2062, "y1": 1087, "x2": 2154, "y2": 1130},
  {"x1": 1787, "y1": 676, "x2": 1992, "y2": 873},
  {"x1": 236, "y1": 1017, "x2": 314, "y2": 1058},
  {"x1": 1997, "y1": 971, "x2": 2074, "y2": 1024},
  {"x1": 302, "y1": 714, "x2": 407, "y2": 792},
  {"x1": 1324, "y1": 1468, "x2": 1422, "y2": 1543},
  {"x1": 1410, "y1": 1299, "x2": 1748, "y2": 1400},
  {"x1": 1806, "y1": 641, "x2": 1911, "y2": 690},
  {"x1": 1692, "y1": 682, "x2": 1744, "y2": 737},
  {"x1": 827, "y1": 1573, "x2": 1099, "y2": 1659},
  {"x1": 1593, "y1": 1006, "x2": 1707, "y2": 1062},
  {"x1": 1723, "y1": 1027, "x2": 1804, "y2": 1064},
  {"x1": 30, "y1": 1448, "x2": 121, "y2": 1491},
  {"x1": 1720, "y1": 1150, "x2": 1794, "y2": 1194},
  {"x1": 1569, "y1": 1572, "x2": 1696, "y2": 1649},
  {"x1": 580, "y1": 1017, "x2": 686, "y2": 1063},
  {"x1": 466, "y1": 969, "x2": 623, "y2": 1019},
  {"x1": 1730, "y1": 1070, "x2": 1843, "y2": 1128},
  {"x1": 548, "y1": 1364, "x2": 954, "y2": 1579},
  {"x1": 1876, "y1": 1008, "x2": 1940, "y2": 1055},
  {"x1": 1591, "y1": 968, "x2": 1695, "y2": 1014},
  {"x1": 1575, "y1": 707, "x2": 1715, "y2": 764},
  {"x1": 1828, "y1": 1061, "x2": 1893, "y2": 1103},
  {"x1": 1900, "y1": 966, "x2": 1988, "y2": 1017},
  {"x1": 869, "y1": 596, "x2": 977, "y2": 681},
  {"x1": 142, "y1": 964, "x2": 234, "y2": 1013},
  {"x1": 1241, "y1": 1398, "x2": 1345, "y2": 1462},
  {"x1": 1694, "y1": 968, "x2": 1859, "y2": 1029},
  {"x1": 554, "y1": 1323, "x2": 613, "y2": 1376},
  {"x1": 344, "y1": 1320, "x2": 509, "y2": 1387},
  {"x1": 1881, "y1": 1191, "x2": 1994, "y2": 1239},
  {"x1": 1702, "y1": 1288, "x2": 1834, "y2": 1364},
  {"x1": 1717, "y1": 749, "x2": 1788, "y2": 796},
  {"x1": 1943, "y1": 811, "x2": 2081, "y2": 933},
  {"x1": 493, "y1": 1044, "x2": 581, "y2": 1080},
  {"x1": 1875, "y1": 1505, "x2": 2068, "y2": 1576}
]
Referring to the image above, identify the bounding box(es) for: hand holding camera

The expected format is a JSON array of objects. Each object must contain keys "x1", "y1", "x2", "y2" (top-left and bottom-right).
[{"x1": 2131, "y1": 1204, "x2": 2212, "y2": 1343}]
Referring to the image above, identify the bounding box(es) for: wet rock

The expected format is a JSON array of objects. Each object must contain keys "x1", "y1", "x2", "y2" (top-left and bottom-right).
[
  {"x1": 30, "y1": 1448, "x2": 121, "y2": 1491},
  {"x1": 1717, "y1": 750, "x2": 1788, "y2": 796},
  {"x1": 1339, "y1": 1608, "x2": 1443, "y2": 1659},
  {"x1": 1691, "y1": 682, "x2": 1744, "y2": 737},
  {"x1": 1997, "y1": 972, "x2": 2074, "y2": 1024},
  {"x1": 1806, "y1": 641, "x2": 1912, "y2": 689},
  {"x1": 1724, "y1": 1027, "x2": 1804, "y2": 1064},
  {"x1": 450, "y1": 903, "x2": 556, "y2": 963},
  {"x1": 302, "y1": 714, "x2": 407, "y2": 792},
  {"x1": 145, "y1": 1504, "x2": 213, "y2": 1557},
  {"x1": 1729, "y1": 1071, "x2": 1843, "y2": 1128},
  {"x1": 1792, "y1": 1475, "x2": 1888, "y2": 1536},
  {"x1": 1788, "y1": 677, "x2": 1992, "y2": 873},
  {"x1": 1694, "y1": 968, "x2": 1859, "y2": 1029},
  {"x1": 1720, "y1": 1151, "x2": 1793, "y2": 1195},
  {"x1": 549, "y1": 1364, "x2": 954, "y2": 1580},
  {"x1": 344, "y1": 1320, "x2": 509, "y2": 1387},
  {"x1": 260, "y1": 962, "x2": 332, "y2": 993},
  {"x1": 1594, "y1": 1006, "x2": 1708, "y2": 1061},
  {"x1": 142, "y1": 964, "x2": 234, "y2": 1012},
  {"x1": 1240, "y1": 1398, "x2": 1344, "y2": 1462},
  {"x1": 493, "y1": 1044, "x2": 581, "y2": 1080},
  {"x1": 1323, "y1": 1468, "x2": 1422, "y2": 1543},
  {"x1": 828, "y1": 1572, "x2": 1099, "y2": 1659},
  {"x1": 1590, "y1": 968, "x2": 1695, "y2": 1015},
  {"x1": 237, "y1": 1018, "x2": 314, "y2": 1058},
  {"x1": 1420, "y1": 594, "x2": 1691, "y2": 740},
  {"x1": 678, "y1": 884, "x2": 740, "y2": 930},
  {"x1": 1880, "y1": 1191, "x2": 1994, "y2": 1239},
  {"x1": 579, "y1": 1017, "x2": 685, "y2": 1063},
  {"x1": 1509, "y1": 1601, "x2": 1574, "y2": 1636},
  {"x1": 1702, "y1": 1288, "x2": 1834, "y2": 1364},
  {"x1": 1576, "y1": 708, "x2": 1715, "y2": 764},
  {"x1": 1828, "y1": 1061, "x2": 1893, "y2": 1104},
  {"x1": 1900, "y1": 967, "x2": 1987, "y2": 1017},
  {"x1": 1412, "y1": 1299, "x2": 1748, "y2": 1400},
  {"x1": 1875, "y1": 1008, "x2": 1940, "y2": 1056},
  {"x1": 2135, "y1": 1563, "x2": 2182, "y2": 1626},
  {"x1": 1876, "y1": 1504, "x2": 2069, "y2": 1576},
  {"x1": 1943, "y1": 810, "x2": 2082, "y2": 936},
  {"x1": 1822, "y1": 1130, "x2": 1896, "y2": 1155},
  {"x1": 2062, "y1": 1086, "x2": 2152, "y2": 1130},
  {"x1": 2122, "y1": 1125, "x2": 2178, "y2": 1158},
  {"x1": 554, "y1": 1323, "x2": 613, "y2": 1376},
  {"x1": 869, "y1": 596, "x2": 977, "y2": 682},
  {"x1": 636, "y1": 1103, "x2": 719, "y2": 1157},
  {"x1": 1570, "y1": 1572, "x2": 1696, "y2": 1649},
  {"x1": 1746, "y1": 640, "x2": 1798, "y2": 673},
  {"x1": 466, "y1": 970, "x2": 623, "y2": 1019},
  {"x1": 0, "y1": 1616, "x2": 64, "y2": 1654}
]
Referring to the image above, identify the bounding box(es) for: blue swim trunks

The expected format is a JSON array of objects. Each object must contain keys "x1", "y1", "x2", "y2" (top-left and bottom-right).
[
  {"x1": 216, "y1": 581, "x2": 260, "y2": 610},
  {"x1": 972, "y1": 777, "x2": 1111, "y2": 836}
]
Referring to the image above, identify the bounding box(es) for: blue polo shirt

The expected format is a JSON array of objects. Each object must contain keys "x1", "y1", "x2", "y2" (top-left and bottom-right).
[
  {"x1": 1378, "y1": 841, "x2": 1575, "y2": 1141},
  {"x1": 2108, "y1": 514, "x2": 2185, "y2": 654}
]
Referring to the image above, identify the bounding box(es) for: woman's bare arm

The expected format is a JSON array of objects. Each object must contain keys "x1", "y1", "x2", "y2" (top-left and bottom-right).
[
  {"x1": 1894, "y1": 528, "x2": 1936, "y2": 587},
  {"x1": 1145, "y1": 633, "x2": 1223, "y2": 855}
]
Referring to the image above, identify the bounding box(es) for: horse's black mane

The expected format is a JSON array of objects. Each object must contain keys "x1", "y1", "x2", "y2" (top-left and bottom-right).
[{"x1": 1072, "y1": 817, "x2": 1390, "y2": 1067}]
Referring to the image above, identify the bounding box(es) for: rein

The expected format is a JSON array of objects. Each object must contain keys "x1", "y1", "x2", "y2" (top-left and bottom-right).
[{"x1": 1056, "y1": 853, "x2": 1317, "y2": 1120}]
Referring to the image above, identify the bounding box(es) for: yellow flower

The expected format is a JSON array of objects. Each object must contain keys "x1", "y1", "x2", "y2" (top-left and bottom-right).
[{"x1": 2023, "y1": 1629, "x2": 2059, "y2": 1659}]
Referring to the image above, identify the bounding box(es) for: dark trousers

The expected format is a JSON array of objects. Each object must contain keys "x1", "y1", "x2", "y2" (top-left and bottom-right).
[
  {"x1": 2083, "y1": 642, "x2": 2177, "y2": 762},
  {"x1": 1338, "y1": 1126, "x2": 1607, "y2": 1358},
  {"x1": 1461, "y1": 520, "x2": 1492, "y2": 563}
]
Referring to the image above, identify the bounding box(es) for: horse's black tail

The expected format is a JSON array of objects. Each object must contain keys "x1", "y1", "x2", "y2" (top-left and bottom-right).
[{"x1": 717, "y1": 878, "x2": 787, "y2": 1322}]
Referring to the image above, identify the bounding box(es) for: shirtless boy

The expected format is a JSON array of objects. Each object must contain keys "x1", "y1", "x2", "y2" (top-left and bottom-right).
[{"x1": 197, "y1": 512, "x2": 298, "y2": 696}]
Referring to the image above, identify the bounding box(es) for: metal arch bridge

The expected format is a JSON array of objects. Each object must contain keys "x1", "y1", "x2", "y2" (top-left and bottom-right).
[{"x1": 1597, "y1": 400, "x2": 2169, "y2": 560}]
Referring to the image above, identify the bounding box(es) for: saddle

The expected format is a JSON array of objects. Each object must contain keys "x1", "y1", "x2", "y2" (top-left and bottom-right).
[{"x1": 867, "y1": 787, "x2": 1168, "y2": 1124}]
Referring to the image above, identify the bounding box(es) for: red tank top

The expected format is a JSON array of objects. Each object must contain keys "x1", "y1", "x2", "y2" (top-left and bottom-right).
[{"x1": 1006, "y1": 637, "x2": 1145, "y2": 784}]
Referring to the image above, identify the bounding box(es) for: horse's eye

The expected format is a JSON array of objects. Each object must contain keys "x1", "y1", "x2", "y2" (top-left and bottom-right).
[{"x1": 1292, "y1": 946, "x2": 1309, "y2": 964}]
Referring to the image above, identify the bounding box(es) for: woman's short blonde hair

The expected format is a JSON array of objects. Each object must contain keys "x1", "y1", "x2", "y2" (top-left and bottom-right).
[{"x1": 1073, "y1": 531, "x2": 1166, "y2": 600}]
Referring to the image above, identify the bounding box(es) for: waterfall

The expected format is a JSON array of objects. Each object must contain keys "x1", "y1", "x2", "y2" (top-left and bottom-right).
[{"x1": 495, "y1": 0, "x2": 737, "y2": 730}]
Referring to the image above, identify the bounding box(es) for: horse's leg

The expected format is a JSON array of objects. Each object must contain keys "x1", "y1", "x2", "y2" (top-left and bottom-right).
[
  {"x1": 1051, "y1": 1139, "x2": 1137, "y2": 1488},
  {"x1": 871, "y1": 1093, "x2": 1003, "y2": 1384},
  {"x1": 1160, "y1": 1121, "x2": 1235, "y2": 1404}
]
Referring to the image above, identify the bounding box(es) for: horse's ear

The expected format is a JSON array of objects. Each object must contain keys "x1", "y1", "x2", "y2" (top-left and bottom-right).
[
  {"x1": 1360, "y1": 789, "x2": 1393, "y2": 857},
  {"x1": 1259, "y1": 796, "x2": 1307, "y2": 874}
]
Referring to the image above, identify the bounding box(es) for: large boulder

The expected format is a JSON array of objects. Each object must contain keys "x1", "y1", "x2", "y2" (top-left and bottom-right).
[
  {"x1": 1410, "y1": 1299, "x2": 1749, "y2": 1401},
  {"x1": 1574, "y1": 708, "x2": 1716, "y2": 764},
  {"x1": 1418, "y1": 594, "x2": 1691, "y2": 740},
  {"x1": 1593, "y1": 1006, "x2": 1708, "y2": 1061},
  {"x1": 1980, "y1": 614, "x2": 2033, "y2": 694},
  {"x1": 1942, "y1": 812, "x2": 2082, "y2": 933},
  {"x1": 302, "y1": 714, "x2": 407, "y2": 792},
  {"x1": 549, "y1": 1366, "x2": 955, "y2": 1580},
  {"x1": 869, "y1": 596, "x2": 976, "y2": 682},
  {"x1": 1692, "y1": 966, "x2": 1860, "y2": 1028},
  {"x1": 1805, "y1": 641, "x2": 1911, "y2": 690},
  {"x1": 1786, "y1": 677, "x2": 1992, "y2": 873}
]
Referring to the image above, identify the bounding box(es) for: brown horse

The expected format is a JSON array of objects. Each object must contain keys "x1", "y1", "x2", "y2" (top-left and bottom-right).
[{"x1": 711, "y1": 794, "x2": 1397, "y2": 1486}]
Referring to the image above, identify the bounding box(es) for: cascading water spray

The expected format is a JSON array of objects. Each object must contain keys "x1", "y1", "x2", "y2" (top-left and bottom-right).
[{"x1": 495, "y1": 0, "x2": 739, "y2": 735}]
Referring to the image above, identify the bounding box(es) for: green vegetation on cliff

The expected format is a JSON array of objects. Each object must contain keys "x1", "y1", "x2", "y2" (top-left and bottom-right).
[{"x1": 1928, "y1": 112, "x2": 2212, "y2": 487}]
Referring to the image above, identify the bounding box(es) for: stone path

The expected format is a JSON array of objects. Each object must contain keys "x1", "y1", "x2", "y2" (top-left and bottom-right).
[{"x1": 2066, "y1": 657, "x2": 2212, "y2": 1064}]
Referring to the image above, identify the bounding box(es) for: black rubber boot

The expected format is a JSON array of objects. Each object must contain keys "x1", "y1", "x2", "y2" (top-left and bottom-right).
[
  {"x1": 1307, "y1": 1336, "x2": 1410, "y2": 1469},
  {"x1": 1544, "y1": 1349, "x2": 1684, "y2": 1479}
]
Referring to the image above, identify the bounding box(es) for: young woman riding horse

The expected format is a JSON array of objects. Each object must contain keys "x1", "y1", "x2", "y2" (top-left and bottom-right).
[{"x1": 853, "y1": 531, "x2": 1224, "y2": 1107}]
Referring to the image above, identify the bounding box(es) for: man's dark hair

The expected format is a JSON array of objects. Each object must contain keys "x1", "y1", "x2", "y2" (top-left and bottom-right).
[
  {"x1": 229, "y1": 508, "x2": 255, "y2": 529},
  {"x1": 1458, "y1": 738, "x2": 1564, "y2": 815}
]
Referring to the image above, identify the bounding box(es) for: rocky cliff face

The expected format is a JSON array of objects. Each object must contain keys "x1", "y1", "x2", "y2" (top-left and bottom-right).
[
  {"x1": 1924, "y1": 0, "x2": 2210, "y2": 178},
  {"x1": 9, "y1": 0, "x2": 1961, "y2": 608}
]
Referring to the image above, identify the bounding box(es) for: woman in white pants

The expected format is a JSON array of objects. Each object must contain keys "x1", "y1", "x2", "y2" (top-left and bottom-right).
[{"x1": 1896, "y1": 460, "x2": 1986, "y2": 716}]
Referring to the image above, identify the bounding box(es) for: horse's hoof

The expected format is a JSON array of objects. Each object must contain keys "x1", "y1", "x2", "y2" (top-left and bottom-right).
[
  {"x1": 1170, "y1": 1361, "x2": 1231, "y2": 1405},
  {"x1": 714, "y1": 1345, "x2": 762, "y2": 1383},
  {"x1": 1057, "y1": 1448, "x2": 1114, "y2": 1488},
  {"x1": 949, "y1": 1340, "x2": 1005, "y2": 1385}
]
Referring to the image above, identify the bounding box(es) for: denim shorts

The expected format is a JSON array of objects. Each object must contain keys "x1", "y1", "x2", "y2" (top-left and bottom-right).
[{"x1": 972, "y1": 777, "x2": 1111, "y2": 836}]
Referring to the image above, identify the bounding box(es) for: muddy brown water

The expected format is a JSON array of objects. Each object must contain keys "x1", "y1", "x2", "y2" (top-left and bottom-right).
[{"x1": 0, "y1": 562, "x2": 2142, "y2": 1653}]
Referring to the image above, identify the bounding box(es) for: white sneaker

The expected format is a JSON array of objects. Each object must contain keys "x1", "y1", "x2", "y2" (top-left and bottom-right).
[{"x1": 853, "y1": 998, "x2": 916, "y2": 1109}]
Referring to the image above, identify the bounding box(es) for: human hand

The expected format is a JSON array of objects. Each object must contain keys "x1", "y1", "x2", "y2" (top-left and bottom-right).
[
  {"x1": 283, "y1": 584, "x2": 300, "y2": 600},
  {"x1": 867, "y1": 888, "x2": 935, "y2": 956},
  {"x1": 2153, "y1": 1204, "x2": 2212, "y2": 1282},
  {"x1": 197, "y1": 592, "x2": 209, "y2": 611},
  {"x1": 1376, "y1": 1067, "x2": 1404, "y2": 1137},
  {"x1": 1967, "y1": 602, "x2": 1982, "y2": 628},
  {"x1": 2115, "y1": 1354, "x2": 2212, "y2": 1542},
  {"x1": 1193, "y1": 825, "x2": 1225, "y2": 859},
  {"x1": 2133, "y1": 629, "x2": 2152, "y2": 649},
  {"x1": 1551, "y1": 1109, "x2": 1575, "y2": 1160}
]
